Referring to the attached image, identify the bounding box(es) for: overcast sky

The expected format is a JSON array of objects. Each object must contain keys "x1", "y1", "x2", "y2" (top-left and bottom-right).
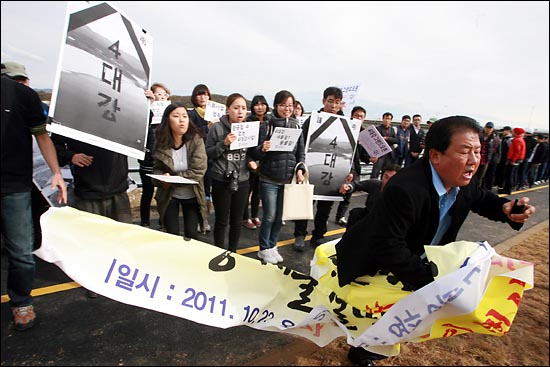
[{"x1": 2, "y1": 1, "x2": 548, "y2": 131}]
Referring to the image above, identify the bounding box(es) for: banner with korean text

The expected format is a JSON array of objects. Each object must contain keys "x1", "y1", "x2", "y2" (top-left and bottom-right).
[{"x1": 36, "y1": 207, "x2": 533, "y2": 357}]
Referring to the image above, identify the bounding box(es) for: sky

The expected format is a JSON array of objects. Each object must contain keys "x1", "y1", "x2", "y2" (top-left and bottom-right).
[{"x1": 2, "y1": 1, "x2": 549, "y2": 132}]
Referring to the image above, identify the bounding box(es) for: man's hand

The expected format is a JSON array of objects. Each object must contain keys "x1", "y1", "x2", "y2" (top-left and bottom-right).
[
  {"x1": 71, "y1": 153, "x2": 93, "y2": 167},
  {"x1": 503, "y1": 197, "x2": 536, "y2": 223},
  {"x1": 51, "y1": 172, "x2": 67, "y2": 204}
]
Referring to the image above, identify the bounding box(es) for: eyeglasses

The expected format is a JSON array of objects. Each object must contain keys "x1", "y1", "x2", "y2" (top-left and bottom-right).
[{"x1": 278, "y1": 104, "x2": 294, "y2": 109}]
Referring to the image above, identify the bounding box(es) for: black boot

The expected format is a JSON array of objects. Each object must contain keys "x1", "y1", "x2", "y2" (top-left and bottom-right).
[{"x1": 347, "y1": 346, "x2": 386, "y2": 366}]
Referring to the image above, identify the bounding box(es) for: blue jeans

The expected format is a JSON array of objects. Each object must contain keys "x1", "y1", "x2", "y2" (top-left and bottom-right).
[
  {"x1": 1, "y1": 192, "x2": 35, "y2": 307},
  {"x1": 259, "y1": 181, "x2": 284, "y2": 250}
]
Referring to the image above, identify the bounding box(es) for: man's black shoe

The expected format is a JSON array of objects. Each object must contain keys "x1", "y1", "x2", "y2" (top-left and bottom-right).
[
  {"x1": 309, "y1": 237, "x2": 324, "y2": 248},
  {"x1": 348, "y1": 346, "x2": 386, "y2": 366}
]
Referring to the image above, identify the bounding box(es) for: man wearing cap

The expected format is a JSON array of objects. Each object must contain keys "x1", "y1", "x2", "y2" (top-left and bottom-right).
[
  {"x1": 1, "y1": 61, "x2": 68, "y2": 330},
  {"x1": 500, "y1": 127, "x2": 526, "y2": 195},
  {"x1": 474, "y1": 121, "x2": 500, "y2": 190}
]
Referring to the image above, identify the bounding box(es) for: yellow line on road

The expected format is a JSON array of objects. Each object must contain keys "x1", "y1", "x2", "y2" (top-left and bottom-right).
[{"x1": 1, "y1": 281, "x2": 81, "y2": 304}]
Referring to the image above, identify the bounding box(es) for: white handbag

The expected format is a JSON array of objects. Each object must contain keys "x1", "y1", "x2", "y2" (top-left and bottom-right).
[{"x1": 282, "y1": 164, "x2": 314, "y2": 221}]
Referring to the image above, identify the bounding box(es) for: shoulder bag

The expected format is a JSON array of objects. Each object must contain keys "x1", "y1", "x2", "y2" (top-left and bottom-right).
[{"x1": 282, "y1": 164, "x2": 314, "y2": 221}]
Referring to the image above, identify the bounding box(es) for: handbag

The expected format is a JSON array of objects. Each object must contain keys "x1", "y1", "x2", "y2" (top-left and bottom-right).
[{"x1": 282, "y1": 164, "x2": 314, "y2": 221}]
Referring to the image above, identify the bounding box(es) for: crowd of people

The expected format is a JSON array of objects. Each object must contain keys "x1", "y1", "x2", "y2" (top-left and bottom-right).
[{"x1": 1, "y1": 60, "x2": 544, "y2": 366}]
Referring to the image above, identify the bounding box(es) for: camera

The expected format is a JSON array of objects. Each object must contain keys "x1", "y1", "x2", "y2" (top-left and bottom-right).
[{"x1": 226, "y1": 170, "x2": 239, "y2": 192}]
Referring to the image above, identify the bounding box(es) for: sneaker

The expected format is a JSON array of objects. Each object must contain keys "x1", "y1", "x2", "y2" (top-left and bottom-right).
[
  {"x1": 86, "y1": 289, "x2": 98, "y2": 298},
  {"x1": 310, "y1": 237, "x2": 324, "y2": 248},
  {"x1": 242, "y1": 219, "x2": 257, "y2": 229},
  {"x1": 294, "y1": 236, "x2": 305, "y2": 252},
  {"x1": 252, "y1": 217, "x2": 262, "y2": 227},
  {"x1": 11, "y1": 305, "x2": 36, "y2": 331},
  {"x1": 281, "y1": 220, "x2": 286, "y2": 226},
  {"x1": 204, "y1": 219, "x2": 211, "y2": 232},
  {"x1": 140, "y1": 221, "x2": 150, "y2": 227},
  {"x1": 270, "y1": 247, "x2": 283, "y2": 263},
  {"x1": 257, "y1": 249, "x2": 277, "y2": 264},
  {"x1": 336, "y1": 217, "x2": 348, "y2": 226}
]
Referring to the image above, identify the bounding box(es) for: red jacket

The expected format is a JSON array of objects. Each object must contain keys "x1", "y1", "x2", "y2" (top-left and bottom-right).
[{"x1": 507, "y1": 135, "x2": 526, "y2": 164}]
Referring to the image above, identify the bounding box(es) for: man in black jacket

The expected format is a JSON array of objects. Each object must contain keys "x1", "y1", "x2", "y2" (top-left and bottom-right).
[
  {"x1": 52, "y1": 135, "x2": 132, "y2": 297},
  {"x1": 336, "y1": 115, "x2": 536, "y2": 366}
]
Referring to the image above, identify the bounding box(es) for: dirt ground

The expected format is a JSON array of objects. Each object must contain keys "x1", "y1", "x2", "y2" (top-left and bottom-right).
[{"x1": 290, "y1": 224, "x2": 549, "y2": 366}]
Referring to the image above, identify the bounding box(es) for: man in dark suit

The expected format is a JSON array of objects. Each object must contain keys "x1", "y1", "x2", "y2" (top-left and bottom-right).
[{"x1": 335, "y1": 115, "x2": 536, "y2": 366}]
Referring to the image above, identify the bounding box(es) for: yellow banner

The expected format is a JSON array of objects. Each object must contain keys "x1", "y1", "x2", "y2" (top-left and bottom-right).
[{"x1": 35, "y1": 207, "x2": 533, "y2": 356}]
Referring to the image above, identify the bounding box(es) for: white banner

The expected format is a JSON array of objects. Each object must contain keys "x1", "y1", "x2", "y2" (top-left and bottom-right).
[{"x1": 35, "y1": 207, "x2": 533, "y2": 357}]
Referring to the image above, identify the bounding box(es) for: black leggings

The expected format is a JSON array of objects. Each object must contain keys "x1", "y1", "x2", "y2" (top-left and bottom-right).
[
  {"x1": 163, "y1": 197, "x2": 200, "y2": 240},
  {"x1": 211, "y1": 179, "x2": 250, "y2": 252},
  {"x1": 138, "y1": 169, "x2": 154, "y2": 225}
]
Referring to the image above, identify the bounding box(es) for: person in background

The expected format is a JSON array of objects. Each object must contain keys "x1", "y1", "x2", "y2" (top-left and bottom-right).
[
  {"x1": 369, "y1": 112, "x2": 398, "y2": 179},
  {"x1": 339, "y1": 163, "x2": 401, "y2": 230},
  {"x1": 250, "y1": 90, "x2": 306, "y2": 263},
  {"x1": 242, "y1": 95, "x2": 270, "y2": 230},
  {"x1": 139, "y1": 82, "x2": 171, "y2": 228},
  {"x1": 535, "y1": 135, "x2": 549, "y2": 184},
  {"x1": 494, "y1": 126, "x2": 513, "y2": 190},
  {"x1": 500, "y1": 127, "x2": 526, "y2": 195},
  {"x1": 205, "y1": 93, "x2": 253, "y2": 252},
  {"x1": 334, "y1": 105, "x2": 367, "y2": 226},
  {"x1": 1, "y1": 61, "x2": 67, "y2": 331},
  {"x1": 394, "y1": 114, "x2": 411, "y2": 167},
  {"x1": 526, "y1": 134, "x2": 546, "y2": 188},
  {"x1": 293, "y1": 100, "x2": 304, "y2": 119},
  {"x1": 426, "y1": 117, "x2": 437, "y2": 129},
  {"x1": 188, "y1": 84, "x2": 213, "y2": 232},
  {"x1": 152, "y1": 103, "x2": 208, "y2": 240},
  {"x1": 336, "y1": 116, "x2": 536, "y2": 366},
  {"x1": 474, "y1": 121, "x2": 500, "y2": 190},
  {"x1": 296, "y1": 86, "x2": 349, "y2": 248},
  {"x1": 405, "y1": 114, "x2": 426, "y2": 167},
  {"x1": 518, "y1": 128, "x2": 537, "y2": 190},
  {"x1": 52, "y1": 109, "x2": 133, "y2": 298}
]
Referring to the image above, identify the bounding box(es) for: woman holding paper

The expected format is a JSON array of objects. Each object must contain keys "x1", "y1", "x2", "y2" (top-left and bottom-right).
[
  {"x1": 152, "y1": 103, "x2": 208, "y2": 240},
  {"x1": 249, "y1": 90, "x2": 306, "y2": 264},
  {"x1": 242, "y1": 95, "x2": 270, "y2": 230},
  {"x1": 139, "y1": 82, "x2": 171, "y2": 228},
  {"x1": 205, "y1": 93, "x2": 254, "y2": 252}
]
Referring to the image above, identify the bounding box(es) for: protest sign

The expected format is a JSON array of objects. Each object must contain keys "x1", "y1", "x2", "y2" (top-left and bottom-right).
[
  {"x1": 47, "y1": 1, "x2": 153, "y2": 160},
  {"x1": 230, "y1": 120, "x2": 260, "y2": 150},
  {"x1": 304, "y1": 111, "x2": 361, "y2": 200}
]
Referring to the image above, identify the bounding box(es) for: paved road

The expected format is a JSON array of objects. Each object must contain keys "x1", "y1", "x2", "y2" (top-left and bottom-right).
[{"x1": 1, "y1": 184, "x2": 548, "y2": 366}]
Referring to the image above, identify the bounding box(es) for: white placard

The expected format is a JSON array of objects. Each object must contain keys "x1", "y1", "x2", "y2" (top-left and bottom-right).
[
  {"x1": 269, "y1": 127, "x2": 302, "y2": 152},
  {"x1": 230, "y1": 120, "x2": 260, "y2": 150},
  {"x1": 47, "y1": 1, "x2": 153, "y2": 161},
  {"x1": 339, "y1": 84, "x2": 361, "y2": 114},
  {"x1": 147, "y1": 174, "x2": 198, "y2": 184},
  {"x1": 150, "y1": 101, "x2": 171, "y2": 124},
  {"x1": 358, "y1": 125, "x2": 393, "y2": 159},
  {"x1": 204, "y1": 100, "x2": 226, "y2": 122}
]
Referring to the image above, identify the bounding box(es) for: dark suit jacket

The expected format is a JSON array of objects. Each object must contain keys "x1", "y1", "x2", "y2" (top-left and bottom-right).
[{"x1": 336, "y1": 157, "x2": 522, "y2": 289}]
